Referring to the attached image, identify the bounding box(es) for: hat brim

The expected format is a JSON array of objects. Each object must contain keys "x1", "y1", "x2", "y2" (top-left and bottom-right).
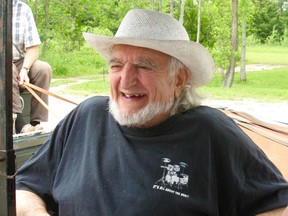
[{"x1": 83, "y1": 32, "x2": 214, "y2": 88}]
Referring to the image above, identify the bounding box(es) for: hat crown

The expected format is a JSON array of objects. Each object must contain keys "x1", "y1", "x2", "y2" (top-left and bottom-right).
[{"x1": 115, "y1": 9, "x2": 189, "y2": 41}]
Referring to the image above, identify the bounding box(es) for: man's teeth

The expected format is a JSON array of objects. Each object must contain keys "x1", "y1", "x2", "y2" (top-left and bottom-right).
[{"x1": 124, "y1": 93, "x2": 144, "y2": 97}]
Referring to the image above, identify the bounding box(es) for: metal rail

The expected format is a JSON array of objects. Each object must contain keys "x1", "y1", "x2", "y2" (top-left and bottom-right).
[{"x1": 0, "y1": 0, "x2": 16, "y2": 215}]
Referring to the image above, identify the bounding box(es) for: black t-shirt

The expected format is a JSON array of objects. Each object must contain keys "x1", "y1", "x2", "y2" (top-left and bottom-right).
[{"x1": 16, "y1": 96, "x2": 288, "y2": 216}]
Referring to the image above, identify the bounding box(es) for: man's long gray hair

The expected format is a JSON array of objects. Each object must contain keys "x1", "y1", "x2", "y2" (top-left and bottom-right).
[{"x1": 169, "y1": 57, "x2": 203, "y2": 115}]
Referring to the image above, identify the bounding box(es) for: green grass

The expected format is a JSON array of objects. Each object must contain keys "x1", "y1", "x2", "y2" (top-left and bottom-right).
[
  {"x1": 50, "y1": 79, "x2": 77, "y2": 87},
  {"x1": 246, "y1": 45, "x2": 288, "y2": 65},
  {"x1": 52, "y1": 76, "x2": 110, "y2": 96},
  {"x1": 67, "y1": 79, "x2": 110, "y2": 96},
  {"x1": 44, "y1": 46, "x2": 108, "y2": 78},
  {"x1": 199, "y1": 68, "x2": 288, "y2": 102}
]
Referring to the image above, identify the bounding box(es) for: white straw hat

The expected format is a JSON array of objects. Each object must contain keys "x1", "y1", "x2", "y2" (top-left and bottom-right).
[{"x1": 83, "y1": 9, "x2": 214, "y2": 87}]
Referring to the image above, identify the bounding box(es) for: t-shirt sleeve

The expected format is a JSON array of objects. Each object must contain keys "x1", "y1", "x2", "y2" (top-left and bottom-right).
[
  {"x1": 15, "y1": 97, "x2": 108, "y2": 213},
  {"x1": 206, "y1": 108, "x2": 288, "y2": 215},
  {"x1": 24, "y1": 6, "x2": 41, "y2": 47},
  {"x1": 236, "y1": 147, "x2": 288, "y2": 215},
  {"x1": 15, "y1": 101, "x2": 81, "y2": 210},
  {"x1": 15, "y1": 119, "x2": 66, "y2": 211}
]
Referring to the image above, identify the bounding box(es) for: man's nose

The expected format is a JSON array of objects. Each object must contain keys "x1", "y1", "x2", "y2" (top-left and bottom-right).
[{"x1": 121, "y1": 63, "x2": 138, "y2": 88}]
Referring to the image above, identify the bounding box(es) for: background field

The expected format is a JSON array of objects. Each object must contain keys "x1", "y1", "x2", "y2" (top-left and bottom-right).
[{"x1": 50, "y1": 45, "x2": 288, "y2": 102}]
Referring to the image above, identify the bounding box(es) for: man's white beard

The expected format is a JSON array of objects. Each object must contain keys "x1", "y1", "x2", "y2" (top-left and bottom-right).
[{"x1": 109, "y1": 98, "x2": 174, "y2": 128}]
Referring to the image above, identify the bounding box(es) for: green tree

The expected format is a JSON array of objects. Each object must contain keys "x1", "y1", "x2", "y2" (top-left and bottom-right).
[
  {"x1": 251, "y1": 0, "x2": 283, "y2": 44},
  {"x1": 222, "y1": 0, "x2": 238, "y2": 87},
  {"x1": 206, "y1": 0, "x2": 232, "y2": 71},
  {"x1": 239, "y1": 0, "x2": 255, "y2": 81}
]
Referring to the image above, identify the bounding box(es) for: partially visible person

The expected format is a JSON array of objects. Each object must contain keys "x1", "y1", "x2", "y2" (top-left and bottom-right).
[
  {"x1": 12, "y1": 0, "x2": 52, "y2": 134},
  {"x1": 15, "y1": 9, "x2": 288, "y2": 215}
]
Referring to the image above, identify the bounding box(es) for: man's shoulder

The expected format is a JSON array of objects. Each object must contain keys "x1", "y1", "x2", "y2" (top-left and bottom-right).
[
  {"x1": 18, "y1": 0, "x2": 30, "y2": 7},
  {"x1": 60, "y1": 96, "x2": 110, "y2": 127},
  {"x1": 183, "y1": 106, "x2": 235, "y2": 129},
  {"x1": 82, "y1": 95, "x2": 109, "y2": 104},
  {"x1": 17, "y1": 0, "x2": 32, "y2": 11},
  {"x1": 186, "y1": 105, "x2": 228, "y2": 120},
  {"x1": 78, "y1": 96, "x2": 109, "y2": 112}
]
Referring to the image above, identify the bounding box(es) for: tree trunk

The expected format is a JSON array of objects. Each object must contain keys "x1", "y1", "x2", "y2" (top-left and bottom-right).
[
  {"x1": 159, "y1": 0, "x2": 163, "y2": 12},
  {"x1": 34, "y1": 0, "x2": 38, "y2": 22},
  {"x1": 196, "y1": 0, "x2": 201, "y2": 43},
  {"x1": 240, "y1": 11, "x2": 246, "y2": 81},
  {"x1": 170, "y1": 0, "x2": 173, "y2": 16},
  {"x1": 42, "y1": 0, "x2": 50, "y2": 58},
  {"x1": 152, "y1": 0, "x2": 155, "y2": 10},
  {"x1": 222, "y1": 0, "x2": 238, "y2": 87},
  {"x1": 179, "y1": 0, "x2": 185, "y2": 24}
]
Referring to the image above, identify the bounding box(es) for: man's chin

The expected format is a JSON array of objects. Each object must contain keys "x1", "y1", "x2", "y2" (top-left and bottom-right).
[
  {"x1": 118, "y1": 108, "x2": 140, "y2": 117},
  {"x1": 108, "y1": 99, "x2": 174, "y2": 128},
  {"x1": 109, "y1": 100, "x2": 147, "y2": 127}
]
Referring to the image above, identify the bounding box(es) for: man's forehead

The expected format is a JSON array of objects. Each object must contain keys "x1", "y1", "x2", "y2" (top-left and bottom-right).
[
  {"x1": 112, "y1": 44, "x2": 169, "y2": 56},
  {"x1": 110, "y1": 44, "x2": 171, "y2": 63},
  {"x1": 109, "y1": 57, "x2": 157, "y2": 69}
]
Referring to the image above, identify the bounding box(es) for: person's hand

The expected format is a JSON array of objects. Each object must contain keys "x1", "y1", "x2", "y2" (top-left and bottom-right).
[{"x1": 18, "y1": 68, "x2": 30, "y2": 87}]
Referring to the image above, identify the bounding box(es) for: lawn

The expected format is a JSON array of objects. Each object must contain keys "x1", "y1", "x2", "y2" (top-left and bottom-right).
[
  {"x1": 199, "y1": 68, "x2": 288, "y2": 102},
  {"x1": 52, "y1": 76, "x2": 110, "y2": 96},
  {"x1": 246, "y1": 46, "x2": 288, "y2": 65}
]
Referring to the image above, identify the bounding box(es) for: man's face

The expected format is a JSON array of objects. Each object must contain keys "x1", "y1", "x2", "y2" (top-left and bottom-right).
[{"x1": 108, "y1": 45, "x2": 179, "y2": 128}]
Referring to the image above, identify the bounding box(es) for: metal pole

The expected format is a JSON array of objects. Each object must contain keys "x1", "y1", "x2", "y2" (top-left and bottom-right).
[{"x1": 0, "y1": 0, "x2": 16, "y2": 215}]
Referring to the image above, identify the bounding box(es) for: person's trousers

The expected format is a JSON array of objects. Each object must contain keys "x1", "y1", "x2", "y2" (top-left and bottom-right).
[{"x1": 13, "y1": 59, "x2": 52, "y2": 122}]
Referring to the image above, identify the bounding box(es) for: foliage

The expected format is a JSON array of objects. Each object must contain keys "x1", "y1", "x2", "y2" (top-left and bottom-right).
[
  {"x1": 251, "y1": 0, "x2": 287, "y2": 44},
  {"x1": 183, "y1": 0, "x2": 216, "y2": 47},
  {"x1": 280, "y1": 28, "x2": 288, "y2": 46},
  {"x1": 25, "y1": 0, "x2": 288, "y2": 78},
  {"x1": 43, "y1": 45, "x2": 107, "y2": 77},
  {"x1": 266, "y1": 26, "x2": 282, "y2": 45},
  {"x1": 246, "y1": 35, "x2": 261, "y2": 46},
  {"x1": 207, "y1": 0, "x2": 232, "y2": 70}
]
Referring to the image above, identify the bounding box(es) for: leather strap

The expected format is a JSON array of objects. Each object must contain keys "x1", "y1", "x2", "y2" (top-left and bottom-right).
[
  {"x1": 23, "y1": 82, "x2": 78, "y2": 120},
  {"x1": 24, "y1": 82, "x2": 78, "y2": 105}
]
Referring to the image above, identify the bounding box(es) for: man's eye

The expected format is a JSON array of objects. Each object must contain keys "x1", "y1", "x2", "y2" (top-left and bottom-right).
[
  {"x1": 137, "y1": 65, "x2": 153, "y2": 72},
  {"x1": 109, "y1": 64, "x2": 122, "y2": 71}
]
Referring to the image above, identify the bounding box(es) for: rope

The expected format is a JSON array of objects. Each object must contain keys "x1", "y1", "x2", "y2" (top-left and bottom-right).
[
  {"x1": 23, "y1": 82, "x2": 78, "y2": 105},
  {"x1": 23, "y1": 82, "x2": 78, "y2": 120}
]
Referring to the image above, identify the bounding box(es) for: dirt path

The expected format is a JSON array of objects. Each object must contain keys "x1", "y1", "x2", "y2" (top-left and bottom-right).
[
  {"x1": 235, "y1": 64, "x2": 287, "y2": 72},
  {"x1": 202, "y1": 99, "x2": 288, "y2": 124}
]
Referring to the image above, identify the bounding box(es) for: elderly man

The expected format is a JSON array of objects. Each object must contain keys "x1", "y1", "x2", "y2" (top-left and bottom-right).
[{"x1": 16, "y1": 9, "x2": 288, "y2": 215}]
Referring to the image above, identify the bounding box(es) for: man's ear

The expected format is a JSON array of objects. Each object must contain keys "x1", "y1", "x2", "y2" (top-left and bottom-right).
[{"x1": 174, "y1": 67, "x2": 189, "y2": 98}]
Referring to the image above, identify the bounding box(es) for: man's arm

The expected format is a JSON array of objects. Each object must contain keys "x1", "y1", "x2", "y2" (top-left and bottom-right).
[
  {"x1": 18, "y1": 45, "x2": 39, "y2": 86},
  {"x1": 16, "y1": 190, "x2": 50, "y2": 216},
  {"x1": 22, "y1": 45, "x2": 39, "y2": 68},
  {"x1": 284, "y1": 206, "x2": 288, "y2": 216},
  {"x1": 256, "y1": 206, "x2": 288, "y2": 216}
]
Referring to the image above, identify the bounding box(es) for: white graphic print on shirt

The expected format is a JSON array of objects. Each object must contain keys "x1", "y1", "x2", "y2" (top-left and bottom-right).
[{"x1": 153, "y1": 158, "x2": 190, "y2": 198}]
